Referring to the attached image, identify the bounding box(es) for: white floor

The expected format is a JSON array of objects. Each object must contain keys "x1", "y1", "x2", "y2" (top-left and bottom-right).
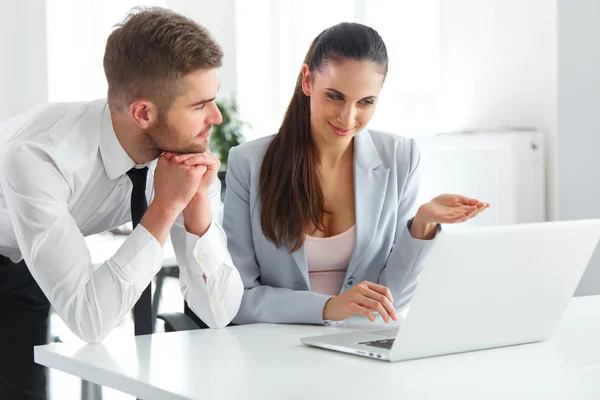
[{"x1": 48, "y1": 276, "x2": 184, "y2": 400}]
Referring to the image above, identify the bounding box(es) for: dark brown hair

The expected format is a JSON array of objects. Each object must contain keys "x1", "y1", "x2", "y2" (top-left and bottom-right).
[
  {"x1": 259, "y1": 22, "x2": 388, "y2": 252},
  {"x1": 103, "y1": 7, "x2": 223, "y2": 112}
]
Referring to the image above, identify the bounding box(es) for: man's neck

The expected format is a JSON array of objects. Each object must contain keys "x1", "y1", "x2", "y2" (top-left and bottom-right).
[{"x1": 110, "y1": 113, "x2": 160, "y2": 165}]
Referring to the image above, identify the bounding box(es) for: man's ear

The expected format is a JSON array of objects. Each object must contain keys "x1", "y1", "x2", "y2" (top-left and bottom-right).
[
  {"x1": 301, "y1": 64, "x2": 312, "y2": 96},
  {"x1": 129, "y1": 100, "x2": 159, "y2": 130}
]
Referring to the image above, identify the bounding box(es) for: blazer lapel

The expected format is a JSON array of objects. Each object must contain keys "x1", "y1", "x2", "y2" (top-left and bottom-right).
[
  {"x1": 291, "y1": 245, "x2": 310, "y2": 288},
  {"x1": 345, "y1": 130, "x2": 389, "y2": 281}
]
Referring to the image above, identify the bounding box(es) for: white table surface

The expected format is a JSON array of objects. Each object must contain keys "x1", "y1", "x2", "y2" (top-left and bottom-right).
[
  {"x1": 85, "y1": 232, "x2": 177, "y2": 267},
  {"x1": 35, "y1": 296, "x2": 600, "y2": 400}
]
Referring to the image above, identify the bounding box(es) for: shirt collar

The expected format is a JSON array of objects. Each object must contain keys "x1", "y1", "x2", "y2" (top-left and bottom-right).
[{"x1": 98, "y1": 101, "x2": 156, "y2": 180}]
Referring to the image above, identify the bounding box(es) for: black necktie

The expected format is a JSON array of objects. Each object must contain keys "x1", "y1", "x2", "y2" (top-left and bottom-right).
[{"x1": 127, "y1": 167, "x2": 152, "y2": 335}]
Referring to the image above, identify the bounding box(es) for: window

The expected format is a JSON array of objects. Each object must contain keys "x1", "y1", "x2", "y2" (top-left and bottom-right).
[
  {"x1": 46, "y1": 0, "x2": 439, "y2": 137},
  {"x1": 235, "y1": 0, "x2": 439, "y2": 139},
  {"x1": 363, "y1": 0, "x2": 439, "y2": 136}
]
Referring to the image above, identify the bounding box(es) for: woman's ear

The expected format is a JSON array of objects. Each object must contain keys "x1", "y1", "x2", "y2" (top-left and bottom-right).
[{"x1": 301, "y1": 64, "x2": 312, "y2": 96}]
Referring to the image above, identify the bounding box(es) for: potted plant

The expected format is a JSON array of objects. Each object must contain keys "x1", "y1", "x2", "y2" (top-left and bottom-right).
[{"x1": 209, "y1": 97, "x2": 248, "y2": 198}]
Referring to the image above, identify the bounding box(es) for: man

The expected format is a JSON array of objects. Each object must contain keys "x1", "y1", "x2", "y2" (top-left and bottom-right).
[{"x1": 0, "y1": 7, "x2": 243, "y2": 399}]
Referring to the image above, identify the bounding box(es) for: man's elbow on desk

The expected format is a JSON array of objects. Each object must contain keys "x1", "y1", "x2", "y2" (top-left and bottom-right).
[
  {"x1": 195, "y1": 271, "x2": 244, "y2": 329},
  {"x1": 61, "y1": 310, "x2": 115, "y2": 344},
  {"x1": 57, "y1": 282, "x2": 147, "y2": 344}
]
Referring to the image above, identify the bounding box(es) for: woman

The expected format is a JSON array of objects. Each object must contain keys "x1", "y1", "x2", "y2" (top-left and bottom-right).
[{"x1": 180, "y1": 22, "x2": 488, "y2": 325}]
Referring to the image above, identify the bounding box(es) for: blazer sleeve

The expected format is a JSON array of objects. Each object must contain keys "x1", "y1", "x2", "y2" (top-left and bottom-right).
[
  {"x1": 224, "y1": 147, "x2": 332, "y2": 325},
  {"x1": 378, "y1": 139, "x2": 438, "y2": 310}
]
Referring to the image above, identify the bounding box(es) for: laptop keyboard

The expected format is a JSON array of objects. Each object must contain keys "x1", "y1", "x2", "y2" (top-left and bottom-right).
[{"x1": 359, "y1": 338, "x2": 395, "y2": 349}]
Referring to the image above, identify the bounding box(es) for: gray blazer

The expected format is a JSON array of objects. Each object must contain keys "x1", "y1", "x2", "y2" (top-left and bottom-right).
[{"x1": 224, "y1": 130, "x2": 436, "y2": 325}]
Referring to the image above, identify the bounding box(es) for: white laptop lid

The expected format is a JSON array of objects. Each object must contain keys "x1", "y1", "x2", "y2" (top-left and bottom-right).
[{"x1": 391, "y1": 219, "x2": 600, "y2": 360}]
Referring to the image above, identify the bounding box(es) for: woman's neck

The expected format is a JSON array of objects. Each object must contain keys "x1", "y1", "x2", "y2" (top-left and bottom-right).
[{"x1": 313, "y1": 136, "x2": 355, "y2": 169}]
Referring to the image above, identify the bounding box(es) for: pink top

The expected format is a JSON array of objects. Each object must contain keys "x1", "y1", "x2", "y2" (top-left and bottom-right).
[{"x1": 305, "y1": 225, "x2": 356, "y2": 296}]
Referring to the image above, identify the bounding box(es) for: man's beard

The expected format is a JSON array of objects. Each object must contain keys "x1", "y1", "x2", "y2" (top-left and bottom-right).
[{"x1": 144, "y1": 116, "x2": 208, "y2": 155}]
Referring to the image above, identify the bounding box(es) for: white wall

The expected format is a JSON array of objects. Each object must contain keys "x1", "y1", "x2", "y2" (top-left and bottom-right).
[
  {"x1": 0, "y1": 0, "x2": 18, "y2": 121},
  {"x1": 438, "y1": 0, "x2": 558, "y2": 221},
  {"x1": 0, "y1": 0, "x2": 237, "y2": 113},
  {"x1": 0, "y1": 0, "x2": 48, "y2": 121},
  {"x1": 16, "y1": 0, "x2": 48, "y2": 113},
  {"x1": 557, "y1": 0, "x2": 600, "y2": 296},
  {"x1": 46, "y1": 0, "x2": 168, "y2": 102},
  {"x1": 167, "y1": 0, "x2": 238, "y2": 100}
]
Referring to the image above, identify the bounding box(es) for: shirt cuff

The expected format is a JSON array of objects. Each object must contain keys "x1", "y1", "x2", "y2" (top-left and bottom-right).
[
  {"x1": 111, "y1": 224, "x2": 163, "y2": 291},
  {"x1": 185, "y1": 221, "x2": 226, "y2": 279}
]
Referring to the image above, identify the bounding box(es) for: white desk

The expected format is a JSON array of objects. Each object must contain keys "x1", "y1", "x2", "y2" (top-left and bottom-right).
[{"x1": 35, "y1": 296, "x2": 600, "y2": 400}]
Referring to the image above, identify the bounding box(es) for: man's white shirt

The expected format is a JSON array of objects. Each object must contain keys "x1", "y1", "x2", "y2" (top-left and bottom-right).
[{"x1": 0, "y1": 100, "x2": 243, "y2": 342}]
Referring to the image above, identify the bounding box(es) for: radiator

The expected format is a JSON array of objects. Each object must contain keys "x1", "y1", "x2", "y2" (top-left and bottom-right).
[{"x1": 415, "y1": 130, "x2": 546, "y2": 227}]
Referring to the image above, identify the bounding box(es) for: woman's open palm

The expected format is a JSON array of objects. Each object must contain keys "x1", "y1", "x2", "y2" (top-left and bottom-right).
[{"x1": 418, "y1": 194, "x2": 490, "y2": 224}]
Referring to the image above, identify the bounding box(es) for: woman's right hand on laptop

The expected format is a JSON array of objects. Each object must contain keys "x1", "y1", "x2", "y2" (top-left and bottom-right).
[{"x1": 322, "y1": 281, "x2": 398, "y2": 323}]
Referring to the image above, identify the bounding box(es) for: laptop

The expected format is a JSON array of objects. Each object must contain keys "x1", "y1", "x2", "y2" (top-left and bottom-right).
[{"x1": 301, "y1": 219, "x2": 600, "y2": 362}]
